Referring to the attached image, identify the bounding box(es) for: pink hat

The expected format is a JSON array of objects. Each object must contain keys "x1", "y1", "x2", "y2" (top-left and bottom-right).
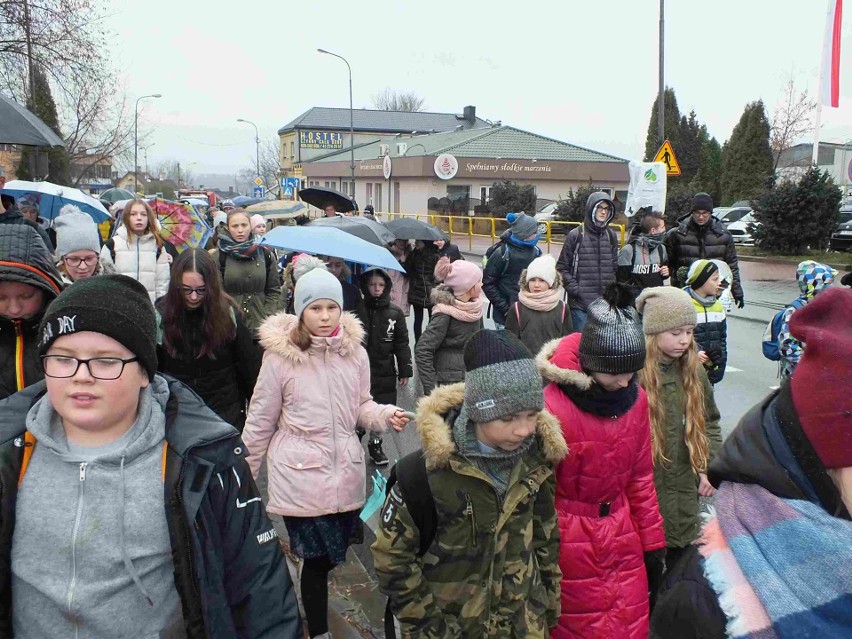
[
  {"x1": 434, "y1": 257, "x2": 482, "y2": 295},
  {"x1": 250, "y1": 214, "x2": 265, "y2": 228}
]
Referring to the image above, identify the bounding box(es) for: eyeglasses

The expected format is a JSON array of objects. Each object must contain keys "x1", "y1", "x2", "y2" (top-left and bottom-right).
[
  {"x1": 64, "y1": 255, "x2": 99, "y2": 267},
  {"x1": 180, "y1": 286, "x2": 207, "y2": 297},
  {"x1": 596, "y1": 205, "x2": 611, "y2": 212},
  {"x1": 41, "y1": 355, "x2": 139, "y2": 380}
]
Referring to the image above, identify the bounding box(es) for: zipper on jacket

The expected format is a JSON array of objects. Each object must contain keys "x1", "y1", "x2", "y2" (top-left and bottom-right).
[
  {"x1": 66, "y1": 462, "x2": 88, "y2": 624},
  {"x1": 14, "y1": 320, "x2": 25, "y2": 391},
  {"x1": 464, "y1": 492, "x2": 477, "y2": 547}
]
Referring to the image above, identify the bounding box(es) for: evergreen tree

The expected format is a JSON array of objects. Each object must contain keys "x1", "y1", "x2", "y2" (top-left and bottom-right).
[
  {"x1": 751, "y1": 166, "x2": 840, "y2": 253},
  {"x1": 644, "y1": 87, "x2": 682, "y2": 161},
  {"x1": 693, "y1": 135, "x2": 723, "y2": 205},
  {"x1": 555, "y1": 184, "x2": 597, "y2": 223},
  {"x1": 676, "y1": 111, "x2": 704, "y2": 183},
  {"x1": 17, "y1": 65, "x2": 70, "y2": 184},
  {"x1": 719, "y1": 100, "x2": 773, "y2": 205},
  {"x1": 487, "y1": 180, "x2": 537, "y2": 218}
]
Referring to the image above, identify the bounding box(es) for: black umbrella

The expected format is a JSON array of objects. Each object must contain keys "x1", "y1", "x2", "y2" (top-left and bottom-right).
[
  {"x1": 0, "y1": 94, "x2": 65, "y2": 147},
  {"x1": 384, "y1": 218, "x2": 448, "y2": 241},
  {"x1": 310, "y1": 216, "x2": 396, "y2": 246},
  {"x1": 298, "y1": 186, "x2": 357, "y2": 213}
]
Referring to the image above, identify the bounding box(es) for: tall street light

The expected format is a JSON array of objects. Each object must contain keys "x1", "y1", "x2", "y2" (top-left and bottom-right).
[
  {"x1": 143, "y1": 143, "x2": 155, "y2": 175},
  {"x1": 318, "y1": 48, "x2": 355, "y2": 197},
  {"x1": 237, "y1": 118, "x2": 260, "y2": 180},
  {"x1": 135, "y1": 93, "x2": 162, "y2": 194}
]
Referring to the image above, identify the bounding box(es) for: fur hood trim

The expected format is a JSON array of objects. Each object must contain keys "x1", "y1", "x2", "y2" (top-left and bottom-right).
[
  {"x1": 536, "y1": 337, "x2": 594, "y2": 391},
  {"x1": 282, "y1": 261, "x2": 296, "y2": 290},
  {"x1": 430, "y1": 284, "x2": 457, "y2": 306},
  {"x1": 415, "y1": 383, "x2": 568, "y2": 470},
  {"x1": 518, "y1": 268, "x2": 563, "y2": 291},
  {"x1": 257, "y1": 311, "x2": 365, "y2": 364}
]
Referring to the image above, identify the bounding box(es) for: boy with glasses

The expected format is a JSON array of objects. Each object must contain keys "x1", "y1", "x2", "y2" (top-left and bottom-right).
[{"x1": 0, "y1": 274, "x2": 301, "y2": 638}]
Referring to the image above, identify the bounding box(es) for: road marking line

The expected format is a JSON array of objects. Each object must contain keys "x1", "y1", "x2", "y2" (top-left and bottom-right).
[{"x1": 726, "y1": 366, "x2": 743, "y2": 372}]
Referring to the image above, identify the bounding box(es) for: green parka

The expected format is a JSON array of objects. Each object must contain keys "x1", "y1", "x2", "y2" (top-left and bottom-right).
[
  {"x1": 651, "y1": 363, "x2": 722, "y2": 549},
  {"x1": 215, "y1": 247, "x2": 282, "y2": 335},
  {"x1": 372, "y1": 383, "x2": 568, "y2": 638}
]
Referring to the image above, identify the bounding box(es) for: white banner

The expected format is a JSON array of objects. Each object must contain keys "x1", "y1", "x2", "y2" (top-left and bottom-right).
[{"x1": 625, "y1": 161, "x2": 667, "y2": 217}]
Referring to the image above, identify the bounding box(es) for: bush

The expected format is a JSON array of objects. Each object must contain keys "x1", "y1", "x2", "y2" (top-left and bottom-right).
[
  {"x1": 555, "y1": 184, "x2": 598, "y2": 223},
  {"x1": 751, "y1": 166, "x2": 840, "y2": 253},
  {"x1": 488, "y1": 180, "x2": 536, "y2": 219}
]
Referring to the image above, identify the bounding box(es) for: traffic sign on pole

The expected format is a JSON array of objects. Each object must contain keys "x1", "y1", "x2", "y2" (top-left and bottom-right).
[
  {"x1": 280, "y1": 177, "x2": 300, "y2": 198},
  {"x1": 253, "y1": 186, "x2": 265, "y2": 198},
  {"x1": 653, "y1": 140, "x2": 681, "y2": 176},
  {"x1": 254, "y1": 177, "x2": 264, "y2": 187}
]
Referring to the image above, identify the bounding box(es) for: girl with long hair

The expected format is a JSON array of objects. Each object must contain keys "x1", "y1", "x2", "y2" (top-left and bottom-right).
[
  {"x1": 242, "y1": 261, "x2": 409, "y2": 638},
  {"x1": 156, "y1": 249, "x2": 261, "y2": 430},
  {"x1": 215, "y1": 208, "x2": 282, "y2": 335},
  {"x1": 636, "y1": 287, "x2": 722, "y2": 573},
  {"x1": 100, "y1": 199, "x2": 170, "y2": 302}
]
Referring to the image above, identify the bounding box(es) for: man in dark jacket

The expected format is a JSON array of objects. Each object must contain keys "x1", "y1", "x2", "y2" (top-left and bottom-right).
[
  {"x1": 555, "y1": 192, "x2": 618, "y2": 331},
  {"x1": 650, "y1": 288, "x2": 852, "y2": 639},
  {"x1": 357, "y1": 267, "x2": 413, "y2": 466},
  {"x1": 0, "y1": 275, "x2": 302, "y2": 638},
  {"x1": 666, "y1": 193, "x2": 744, "y2": 308},
  {"x1": 0, "y1": 225, "x2": 64, "y2": 400},
  {"x1": 482, "y1": 212, "x2": 541, "y2": 328}
]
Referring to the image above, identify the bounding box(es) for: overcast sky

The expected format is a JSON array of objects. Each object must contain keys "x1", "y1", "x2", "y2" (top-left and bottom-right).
[{"x1": 107, "y1": 0, "x2": 852, "y2": 179}]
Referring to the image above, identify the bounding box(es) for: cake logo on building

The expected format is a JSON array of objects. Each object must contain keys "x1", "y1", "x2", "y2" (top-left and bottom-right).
[{"x1": 434, "y1": 153, "x2": 459, "y2": 180}]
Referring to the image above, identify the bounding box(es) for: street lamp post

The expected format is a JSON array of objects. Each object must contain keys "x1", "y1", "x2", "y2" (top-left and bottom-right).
[
  {"x1": 318, "y1": 48, "x2": 355, "y2": 198},
  {"x1": 143, "y1": 143, "x2": 155, "y2": 175},
  {"x1": 135, "y1": 93, "x2": 162, "y2": 194},
  {"x1": 237, "y1": 118, "x2": 261, "y2": 181}
]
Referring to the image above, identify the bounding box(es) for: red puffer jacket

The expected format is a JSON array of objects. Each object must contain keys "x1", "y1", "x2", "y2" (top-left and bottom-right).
[{"x1": 537, "y1": 334, "x2": 665, "y2": 639}]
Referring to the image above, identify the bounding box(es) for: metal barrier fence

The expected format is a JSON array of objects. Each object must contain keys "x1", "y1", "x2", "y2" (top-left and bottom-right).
[{"x1": 309, "y1": 209, "x2": 626, "y2": 251}]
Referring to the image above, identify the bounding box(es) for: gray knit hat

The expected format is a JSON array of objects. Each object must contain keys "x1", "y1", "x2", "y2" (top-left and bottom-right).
[
  {"x1": 636, "y1": 286, "x2": 697, "y2": 335},
  {"x1": 294, "y1": 265, "x2": 344, "y2": 318},
  {"x1": 579, "y1": 291, "x2": 646, "y2": 374},
  {"x1": 507, "y1": 211, "x2": 539, "y2": 240},
  {"x1": 54, "y1": 204, "x2": 101, "y2": 258},
  {"x1": 463, "y1": 330, "x2": 544, "y2": 423}
]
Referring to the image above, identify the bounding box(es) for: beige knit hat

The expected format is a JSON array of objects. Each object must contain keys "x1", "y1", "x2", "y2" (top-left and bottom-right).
[{"x1": 635, "y1": 287, "x2": 697, "y2": 335}]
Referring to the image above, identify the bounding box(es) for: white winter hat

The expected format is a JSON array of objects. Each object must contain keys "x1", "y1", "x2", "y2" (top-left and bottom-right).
[
  {"x1": 54, "y1": 204, "x2": 101, "y2": 258},
  {"x1": 294, "y1": 265, "x2": 344, "y2": 318},
  {"x1": 525, "y1": 254, "x2": 557, "y2": 288}
]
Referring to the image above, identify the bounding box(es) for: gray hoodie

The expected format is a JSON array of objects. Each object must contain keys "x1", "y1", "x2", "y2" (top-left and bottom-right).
[{"x1": 12, "y1": 376, "x2": 185, "y2": 638}]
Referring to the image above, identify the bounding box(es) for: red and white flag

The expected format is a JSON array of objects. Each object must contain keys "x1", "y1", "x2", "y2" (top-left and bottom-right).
[{"x1": 820, "y1": 0, "x2": 843, "y2": 107}]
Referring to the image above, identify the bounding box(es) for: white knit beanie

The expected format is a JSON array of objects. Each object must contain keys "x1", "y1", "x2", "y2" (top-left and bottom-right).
[
  {"x1": 525, "y1": 254, "x2": 557, "y2": 287},
  {"x1": 54, "y1": 204, "x2": 101, "y2": 258},
  {"x1": 294, "y1": 265, "x2": 344, "y2": 318}
]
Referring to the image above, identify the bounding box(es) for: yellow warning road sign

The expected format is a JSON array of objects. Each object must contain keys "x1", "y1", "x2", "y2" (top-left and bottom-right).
[{"x1": 653, "y1": 140, "x2": 681, "y2": 176}]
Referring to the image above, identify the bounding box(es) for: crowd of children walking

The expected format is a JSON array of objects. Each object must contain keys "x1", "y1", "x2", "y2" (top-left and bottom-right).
[{"x1": 0, "y1": 193, "x2": 849, "y2": 639}]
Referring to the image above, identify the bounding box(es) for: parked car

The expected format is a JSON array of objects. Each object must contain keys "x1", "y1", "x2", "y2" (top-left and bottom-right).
[
  {"x1": 829, "y1": 208, "x2": 852, "y2": 252},
  {"x1": 535, "y1": 203, "x2": 570, "y2": 235},
  {"x1": 727, "y1": 212, "x2": 759, "y2": 245},
  {"x1": 713, "y1": 206, "x2": 752, "y2": 225}
]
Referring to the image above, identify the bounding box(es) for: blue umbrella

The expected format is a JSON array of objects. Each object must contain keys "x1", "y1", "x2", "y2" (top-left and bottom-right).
[
  {"x1": 1, "y1": 179, "x2": 110, "y2": 222},
  {"x1": 257, "y1": 226, "x2": 405, "y2": 273},
  {"x1": 232, "y1": 195, "x2": 265, "y2": 207}
]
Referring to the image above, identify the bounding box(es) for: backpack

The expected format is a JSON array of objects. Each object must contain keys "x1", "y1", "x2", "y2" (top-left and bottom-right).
[
  {"x1": 104, "y1": 237, "x2": 162, "y2": 262},
  {"x1": 762, "y1": 298, "x2": 805, "y2": 361},
  {"x1": 382, "y1": 451, "x2": 436, "y2": 638}
]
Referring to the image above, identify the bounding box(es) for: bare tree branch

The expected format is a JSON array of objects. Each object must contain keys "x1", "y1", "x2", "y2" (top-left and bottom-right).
[
  {"x1": 770, "y1": 77, "x2": 817, "y2": 171},
  {"x1": 372, "y1": 88, "x2": 427, "y2": 112}
]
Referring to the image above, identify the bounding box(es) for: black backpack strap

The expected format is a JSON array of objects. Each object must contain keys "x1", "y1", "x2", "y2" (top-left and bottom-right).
[
  {"x1": 105, "y1": 237, "x2": 115, "y2": 262},
  {"x1": 384, "y1": 450, "x2": 436, "y2": 639},
  {"x1": 386, "y1": 450, "x2": 436, "y2": 556}
]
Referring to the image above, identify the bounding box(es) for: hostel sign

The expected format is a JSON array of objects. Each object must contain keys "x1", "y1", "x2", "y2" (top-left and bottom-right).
[{"x1": 299, "y1": 131, "x2": 344, "y2": 150}]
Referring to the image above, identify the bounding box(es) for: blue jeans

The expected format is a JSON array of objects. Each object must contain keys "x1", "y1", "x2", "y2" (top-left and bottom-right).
[{"x1": 571, "y1": 308, "x2": 587, "y2": 333}]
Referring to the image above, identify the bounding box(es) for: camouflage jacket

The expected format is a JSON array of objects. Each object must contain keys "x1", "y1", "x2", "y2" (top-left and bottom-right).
[{"x1": 371, "y1": 383, "x2": 568, "y2": 638}]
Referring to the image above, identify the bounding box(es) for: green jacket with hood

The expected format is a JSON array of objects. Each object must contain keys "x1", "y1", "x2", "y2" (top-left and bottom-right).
[
  {"x1": 651, "y1": 364, "x2": 722, "y2": 549},
  {"x1": 371, "y1": 383, "x2": 568, "y2": 638}
]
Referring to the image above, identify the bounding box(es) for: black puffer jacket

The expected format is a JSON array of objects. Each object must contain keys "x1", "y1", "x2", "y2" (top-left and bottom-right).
[
  {"x1": 414, "y1": 286, "x2": 483, "y2": 395},
  {"x1": 555, "y1": 193, "x2": 618, "y2": 311},
  {"x1": 481, "y1": 231, "x2": 541, "y2": 325},
  {"x1": 666, "y1": 218, "x2": 743, "y2": 301},
  {"x1": 0, "y1": 206, "x2": 54, "y2": 252},
  {"x1": 407, "y1": 243, "x2": 440, "y2": 307},
  {"x1": 650, "y1": 383, "x2": 849, "y2": 639},
  {"x1": 156, "y1": 306, "x2": 261, "y2": 430},
  {"x1": 0, "y1": 225, "x2": 64, "y2": 399},
  {"x1": 437, "y1": 241, "x2": 463, "y2": 262},
  {"x1": 0, "y1": 378, "x2": 302, "y2": 638},
  {"x1": 356, "y1": 269, "x2": 413, "y2": 404}
]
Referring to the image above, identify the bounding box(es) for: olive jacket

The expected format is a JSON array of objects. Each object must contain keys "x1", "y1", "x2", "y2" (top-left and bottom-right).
[{"x1": 372, "y1": 383, "x2": 568, "y2": 638}]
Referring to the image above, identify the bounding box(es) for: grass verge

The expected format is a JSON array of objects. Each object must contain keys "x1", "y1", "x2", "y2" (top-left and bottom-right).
[{"x1": 737, "y1": 246, "x2": 852, "y2": 267}]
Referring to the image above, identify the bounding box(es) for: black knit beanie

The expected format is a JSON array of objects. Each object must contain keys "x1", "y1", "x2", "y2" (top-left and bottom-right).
[
  {"x1": 38, "y1": 275, "x2": 158, "y2": 380},
  {"x1": 691, "y1": 192, "x2": 714, "y2": 213},
  {"x1": 579, "y1": 287, "x2": 646, "y2": 374}
]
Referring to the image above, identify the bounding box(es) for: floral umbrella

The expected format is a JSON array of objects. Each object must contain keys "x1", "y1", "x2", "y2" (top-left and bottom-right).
[{"x1": 148, "y1": 198, "x2": 212, "y2": 252}]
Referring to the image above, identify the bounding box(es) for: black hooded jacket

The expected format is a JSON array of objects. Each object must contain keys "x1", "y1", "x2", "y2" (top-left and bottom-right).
[
  {"x1": 666, "y1": 217, "x2": 743, "y2": 301},
  {"x1": 0, "y1": 206, "x2": 55, "y2": 252},
  {"x1": 556, "y1": 193, "x2": 619, "y2": 311},
  {"x1": 0, "y1": 225, "x2": 64, "y2": 399},
  {"x1": 482, "y1": 230, "x2": 541, "y2": 325},
  {"x1": 0, "y1": 378, "x2": 302, "y2": 638},
  {"x1": 650, "y1": 382, "x2": 849, "y2": 639},
  {"x1": 356, "y1": 269, "x2": 413, "y2": 404}
]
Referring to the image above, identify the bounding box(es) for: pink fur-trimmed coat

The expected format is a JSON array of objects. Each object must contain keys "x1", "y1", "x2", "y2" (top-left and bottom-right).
[{"x1": 242, "y1": 311, "x2": 398, "y2": 517}]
